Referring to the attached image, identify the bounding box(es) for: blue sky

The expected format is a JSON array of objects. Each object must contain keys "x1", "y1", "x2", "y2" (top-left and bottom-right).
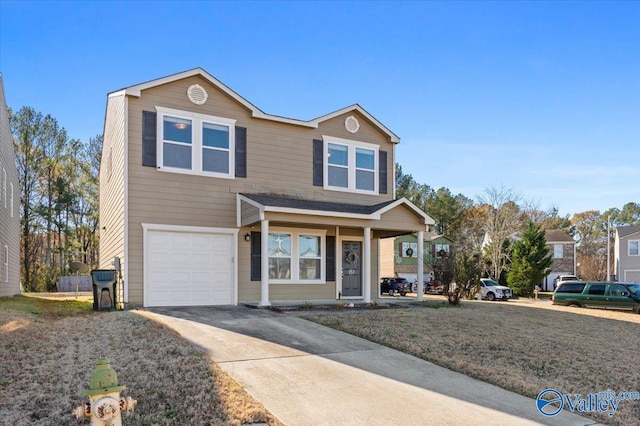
[{"x1": 1, "y1": 1, "x2": 638, "y2": 217}]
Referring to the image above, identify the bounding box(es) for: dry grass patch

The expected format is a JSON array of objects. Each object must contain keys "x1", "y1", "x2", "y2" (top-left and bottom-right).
[
  {"x1": 0, "y1": 295, "x2": 282, "y2": 425},
  {"x1": 304, "y1": 301, "x2": 640, "y2": 426}
]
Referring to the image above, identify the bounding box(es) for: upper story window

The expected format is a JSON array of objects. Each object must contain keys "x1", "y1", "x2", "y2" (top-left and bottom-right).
[
  {"x1": 435, "y1": 243, "x2": 450, "y2": 257},
  {"x1": 324, "y1": 136, "x2": 378, "y2": 194},
  {"x1": 156, "y1": 106, "x2": 235, "y2": 178},
  {"x1": 629, "y1": 240, "x2": 639, "y2": 256},
  {"x1": 554, "y1": 244, "x2": 564, "y2": 259}
]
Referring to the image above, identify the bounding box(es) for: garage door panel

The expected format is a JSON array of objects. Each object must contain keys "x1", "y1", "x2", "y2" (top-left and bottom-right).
[
  {"x1": 146, "y1": 229, "x2": 235, "y2": 307},
  {"x1": 625, "y1": 271, "x2": 640, "y2": 282}
]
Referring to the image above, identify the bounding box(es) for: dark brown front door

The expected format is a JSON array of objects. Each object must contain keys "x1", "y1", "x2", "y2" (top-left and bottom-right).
[{"x1": 341, "y1": 241, "x2": 362, "y2": 297}]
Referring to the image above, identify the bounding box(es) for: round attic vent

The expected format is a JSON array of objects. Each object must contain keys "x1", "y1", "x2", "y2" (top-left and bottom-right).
[
  {"x1": 187, "y1": 84, "x2": 208, "y2": 105},
  {"x1": 345, "y1": 115, "x2": 360, "y2": 133}
]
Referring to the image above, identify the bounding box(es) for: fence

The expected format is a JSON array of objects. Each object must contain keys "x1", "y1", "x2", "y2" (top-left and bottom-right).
[{"x1": 57, "y1": 275, "x2": 92, "y2": 292}]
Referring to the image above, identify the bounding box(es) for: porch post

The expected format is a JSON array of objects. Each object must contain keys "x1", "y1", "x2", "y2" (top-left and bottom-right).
[
  {"x1": 417, "y1": 230, "x2": 424, "y2": 301},
  {"x1": 364, "y1": 227, "x2": 371, "y2": 303},
  {"x1": 259, "y1": 219, "x2": 271, "y2": 307}
]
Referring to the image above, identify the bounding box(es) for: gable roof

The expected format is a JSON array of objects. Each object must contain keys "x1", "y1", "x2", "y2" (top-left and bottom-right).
[
  {"x1": 617, "y1": 224, "x2": 640, "y2": 238},
  {"x1": 239, "y1": 193, "x2": 434, "y2": 225},
  {"x1": 110, "y1": 68, "x2": 400, "y2": 143},
  {"x1": 429, "y1": 234, "x2": 455, "y2": 243},
  {"x1": 545, "y1": 229, "x2": 575, "y2": 244}
]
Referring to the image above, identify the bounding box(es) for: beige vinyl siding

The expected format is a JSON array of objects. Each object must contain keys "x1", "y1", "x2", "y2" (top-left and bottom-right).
[
  {"x1": 0, "y1": 75, "x2": 20, "y2": 296},
  {"x1": 377, "y1": 206, "x2": 424, "y2": 231},
  {"x1": 99, "y1": 94, "x2": 126, "y2": 274},
  {"x1": 241, "y1": 203, "x2": 261, "y2": 226},
  {"x1": 123, "y1": 76, "x2": 399, "y2": 304},
  {"x1": 237, "y1": 227, "x2": 338, "y2": 302},
  {"x1": 378, "y1": 238, "x2": 395, "y2": 277}
]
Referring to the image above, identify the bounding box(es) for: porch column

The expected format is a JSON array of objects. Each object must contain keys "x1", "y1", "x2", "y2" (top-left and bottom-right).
[
  {"x1": 416, "y1": 230, "x2": 424, "y2": 301},
  {"x1": 259, "y1": 219, "x2": 271, "y2": 307},
  {"x1": 364, "y1": 227, "x2": 371, "y2": 303}
]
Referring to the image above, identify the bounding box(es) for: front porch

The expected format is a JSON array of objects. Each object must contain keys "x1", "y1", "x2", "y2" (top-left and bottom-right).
[{"x1": 237, "y1": 193, "x2": 435, "y2": 306}]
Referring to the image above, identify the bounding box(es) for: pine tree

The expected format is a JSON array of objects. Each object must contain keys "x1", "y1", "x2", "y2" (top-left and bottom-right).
[{"x1": 508, "y1": 221, "x2": 553, "y2": 296}]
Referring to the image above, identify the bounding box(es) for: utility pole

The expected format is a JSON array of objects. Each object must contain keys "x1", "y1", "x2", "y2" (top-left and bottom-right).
[{"x1": 607, "y1": 215, "x2": 611, "y2": 281}]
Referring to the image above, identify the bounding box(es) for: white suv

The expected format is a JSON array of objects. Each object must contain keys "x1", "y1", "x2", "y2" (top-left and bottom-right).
[
  {"x1": 479, "y1": 278, "x2": 513, "y2": 301},
  {"x1": 553, "y1": 274, "x2": 579, "y2": 289}
]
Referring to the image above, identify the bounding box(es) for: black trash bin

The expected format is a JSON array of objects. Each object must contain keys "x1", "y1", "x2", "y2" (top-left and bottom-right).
[{"x1": 90, "y1": 269, "x2": 117, "y2": 311}]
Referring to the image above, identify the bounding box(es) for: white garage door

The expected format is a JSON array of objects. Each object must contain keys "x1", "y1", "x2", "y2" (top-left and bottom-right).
[
  {"x1": 146, "y1": 229, "x2": 234, "y2": 307},
  {"x1": 624, "y1": 271, "x2": 640, "y2": 282}
]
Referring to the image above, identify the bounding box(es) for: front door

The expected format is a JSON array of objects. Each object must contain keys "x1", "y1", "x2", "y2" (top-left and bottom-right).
[{"x1": 341, "y1": 241, "x2": 362, "y2": 297}]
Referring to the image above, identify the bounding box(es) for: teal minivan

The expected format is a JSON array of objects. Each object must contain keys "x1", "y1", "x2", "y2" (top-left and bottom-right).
[{"x1": 552, "y1": 281, "x2": 640, "y2": 313}]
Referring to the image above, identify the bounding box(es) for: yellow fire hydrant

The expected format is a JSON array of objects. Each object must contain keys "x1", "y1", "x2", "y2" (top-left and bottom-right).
[{"x1": 72, "y1": 357, "x2": 137, "y2": 425}]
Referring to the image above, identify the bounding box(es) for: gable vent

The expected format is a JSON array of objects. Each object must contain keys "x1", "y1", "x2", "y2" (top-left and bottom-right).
[{"x1": 187, "y1": 84, "x2": 208, "y2": 105}]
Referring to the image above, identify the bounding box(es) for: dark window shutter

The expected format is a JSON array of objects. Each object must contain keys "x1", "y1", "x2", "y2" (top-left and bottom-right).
[
  {"x1": 235, "y1": 126, "x2": 247, "y2": 178},
  {"x1": 313, "y1": 139, "x2": 323, "y2": 186},
  {"x1": 142, "y1": 111, "x2": 157, "y2": 167},
  {"x1": 379, "y1": 150, "x2": 388, "y2": 194},
  {"x1": 326, "y1": 236, "x2": 336, "y2": 281},
  {"x1": 250, "y1": 231, "x2": 261, "y2": 281}
]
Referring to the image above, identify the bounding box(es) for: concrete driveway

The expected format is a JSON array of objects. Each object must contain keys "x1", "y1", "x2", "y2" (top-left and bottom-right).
[{"x1": 136, "y1": 306, "x2": 599, "y2": 426}]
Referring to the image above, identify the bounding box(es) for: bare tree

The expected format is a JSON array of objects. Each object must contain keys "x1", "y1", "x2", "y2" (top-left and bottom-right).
[
  {"x1": 478, "y1": 186, "x2": 522, "y2": 280},
  {"x1": 571, "y1": 210, "x2": 607, "y2": 280}
]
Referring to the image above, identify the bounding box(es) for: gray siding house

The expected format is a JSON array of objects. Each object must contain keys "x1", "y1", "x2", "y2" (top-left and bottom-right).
[
  {"x1": 614, "y1": 225, "x2": 640, "y2": 282},
  {"x1": 543, "y1": 229, "x2": 576, "y2": 291},
  {"x1": 99, "y1": 68, "x2": 434, "y2": 308},
  {"x1": 0, "y1": 74, "x2": 22, "y2": 296}
]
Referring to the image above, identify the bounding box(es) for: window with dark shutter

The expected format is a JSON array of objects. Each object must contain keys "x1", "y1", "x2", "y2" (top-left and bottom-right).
[
  {"x1": 326, "y1": 236, "x2": 336, "y2": 281},
  {"x1": 313, "y1": 139, "x2": 323, "y2": 186},
  {"x1": 250, "y1": 231, "x2": 261, "y2": 281},
  {"x1": 235, "y1": 126, "x2": 247, "y2": 178},
  {"x1": 379, "y1": 150, "x2": 388, "y2": 194},
  {"x1": 142, "y1": 111, "x2": 157, "y2": 167}
]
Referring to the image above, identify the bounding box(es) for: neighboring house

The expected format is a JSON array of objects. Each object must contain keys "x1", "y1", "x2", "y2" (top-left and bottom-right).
[
  {"x1": 482, "y1": 229, "x2": 575, "y2": 291},
  {"x1": 99, "y1": 68, "x2": 434, "y2": 308},
  {"x1": 543, "y1": 230, "x2": 576, "y2": 291},
  {"x1": 614, "y1": 225, "x2": 640, "y2": 282},
  {"x1": 381, "y1": 233, "x2": 453, "y2": 283},
  {"x1": 0, "y1": 74, "x2": 21, "y2": 296}
]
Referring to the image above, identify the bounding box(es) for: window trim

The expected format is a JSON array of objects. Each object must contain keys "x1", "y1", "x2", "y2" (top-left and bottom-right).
[
  {"x1": 554, "y1": 244, "x2": 564, "y2": 259},
  {"x1": 629, "y1": 240, "x2": 639, "y2": 257},
  {"x1": 268, "y1": 227, "x2": 326, "y2": 284},
  {"x1": 435, "y1": 243, "x2": 450, "y2": 257},
  {"x1": 156, "y1": 106, "x2": 236, "y2": 179},
  {"x1": 323, "y1": 136, "x2": 378, "y2": 194}
]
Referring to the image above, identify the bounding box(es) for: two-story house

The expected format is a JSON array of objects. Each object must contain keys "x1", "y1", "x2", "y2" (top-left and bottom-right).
[
  {"x1": 380, "y1": 233, "x2": 454, "y2": 285},
  {"x1": 483, "y1": 229, "x2": 575, "y2": 291},
  {"x1": 99, "y1": 68, "x2": 434, "y2": 308},
  {"x1": 543, "y1": 229, "x2": 577, "y2": 291},
  {"x1": 0, "y1": 74, "x2": 21, "y2": 297},
  {"x1": 614, "y1": 225, "x2": 640, "y2": 282}
]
